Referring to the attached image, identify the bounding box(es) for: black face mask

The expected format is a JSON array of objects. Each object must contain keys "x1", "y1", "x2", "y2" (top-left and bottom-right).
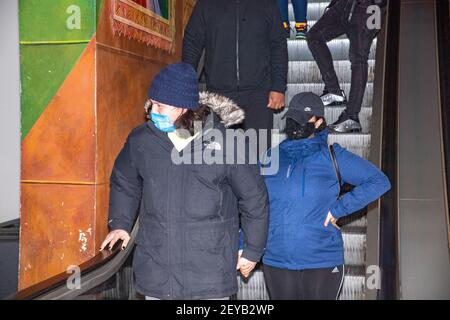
[{"x1": 285, "y1": 118, "x2": 326, "y2": 140}]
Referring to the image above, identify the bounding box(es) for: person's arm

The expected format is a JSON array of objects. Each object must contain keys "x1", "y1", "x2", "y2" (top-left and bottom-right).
[
  {"x1": 182, "y1": 0, "x2": 207, "y2": 70},
  {"x1": 108, "y1": 135, "x2": 143, "y2": 233},
  {"x1": 328, "y1": 144, "x2": 391, "y2": 219},
  {"x1": 268, "y1": 0, "x2": 288, "y2": 94},
  {"x1": 228, "y1": 164, "x2": 269, "y2": 263}
]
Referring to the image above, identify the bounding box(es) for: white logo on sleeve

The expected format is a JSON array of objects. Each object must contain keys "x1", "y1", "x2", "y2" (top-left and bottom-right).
[{"x1": 332, "y1": 267, "x2": 340, "y2": 273}]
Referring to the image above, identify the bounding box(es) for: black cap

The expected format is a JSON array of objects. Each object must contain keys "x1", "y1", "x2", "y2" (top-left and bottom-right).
[{"x1": 283, "y1": 92, "x2": 324, "y2": 124}]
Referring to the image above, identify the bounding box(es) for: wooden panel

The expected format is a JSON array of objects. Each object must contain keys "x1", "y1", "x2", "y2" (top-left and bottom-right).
[
  {"x1": 94, "y1": 0, "x2": 183, "y2": 184},
  {"x1": 19, "y1": 184, "x2": 96, "y2": 289},
  {"x1": 21, "y1": 40, "x2": 96, "y2": 183}
]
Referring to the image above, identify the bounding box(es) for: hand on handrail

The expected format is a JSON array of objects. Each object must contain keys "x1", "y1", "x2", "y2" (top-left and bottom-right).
[{"x1": 100, "y1": 229, "x2": 131, "y2": 252}]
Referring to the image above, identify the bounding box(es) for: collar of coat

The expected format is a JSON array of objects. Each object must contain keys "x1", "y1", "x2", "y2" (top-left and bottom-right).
[{"x1": 199, "y1": 91, "x2": 245, "y2": 128}]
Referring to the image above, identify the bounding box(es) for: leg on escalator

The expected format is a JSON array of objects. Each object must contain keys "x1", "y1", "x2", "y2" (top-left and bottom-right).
[
  {"x1": 306, "y1": 0, "x2": 348, "y2": 107},
  {"x1": 277, "y1": 0, "x2": 292, "y2": 38},
  {"x1": 329, "y1": 1, "x2": 385, "y2": 133},
  {"x1": 263, "y1": 264, "x2": 302, "y2": 299},
  {"x1": 299, "y1": 265, "x2": 345, "y2": 300},
  {"x1": 228, "y1": 90, "x2": 274, "y2": 163},
  {"x1": 292, "y1": 0, "x2": 309, "y2": 39}
]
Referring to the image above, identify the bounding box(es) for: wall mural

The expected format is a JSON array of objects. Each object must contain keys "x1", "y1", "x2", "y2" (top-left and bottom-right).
[{"x1": 111, "y1": 0, "x2": 176, "y2": 52}]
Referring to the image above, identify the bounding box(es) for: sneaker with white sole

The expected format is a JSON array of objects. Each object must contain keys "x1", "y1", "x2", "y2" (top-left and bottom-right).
[
  {"x1": 320, "y1": 90, "x2": 347, "y2": 106},
  {"x1": 328, "y1": 111, "x2": 362, "y2": 133}
]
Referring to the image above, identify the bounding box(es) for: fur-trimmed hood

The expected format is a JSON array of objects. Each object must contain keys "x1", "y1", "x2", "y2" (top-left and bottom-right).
[
  {"x1": 145, "y1": 92, "x2": 245, "y2": 127},
  {"x1": 199, "y1": 91, "x2": 245, "y2": 128}
]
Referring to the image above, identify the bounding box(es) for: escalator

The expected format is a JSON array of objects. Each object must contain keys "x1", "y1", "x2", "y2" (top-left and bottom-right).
[
  {"x1": 237, "y1": 0, "x2": 377, "y2": 300},
  {"x1": 0, "y1": 219, "x2": 19, "y2": 299},
  {"x1": 8, "y1": 0, "x2": 449, "y2": 300}
]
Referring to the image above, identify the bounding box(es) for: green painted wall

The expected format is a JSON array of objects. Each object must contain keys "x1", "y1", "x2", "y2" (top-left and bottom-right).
[{"x1": 19, "y1": 0, "x2": 101, "y2": 140}]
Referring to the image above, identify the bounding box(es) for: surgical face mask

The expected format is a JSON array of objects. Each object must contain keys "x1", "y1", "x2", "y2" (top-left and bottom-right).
[
  {"x1": 285, "y1": 118, "x2": 316, "y2": 140},
  {"x1": 151, "y1": 112, "x2": 176, "y2": 133}
]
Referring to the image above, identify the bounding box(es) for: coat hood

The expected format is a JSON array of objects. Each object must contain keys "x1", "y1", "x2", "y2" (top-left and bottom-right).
[
  {"x1": 199, "y1": 91, "x2": 245, "y2": 128},
  {"x1": 144, "y1": 92, "x2": 245, "y2": 130}
]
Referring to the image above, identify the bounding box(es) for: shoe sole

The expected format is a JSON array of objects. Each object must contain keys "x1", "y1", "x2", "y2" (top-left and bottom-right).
[
  {"x1": 323, "y1": 100, "x2": 347, "y2": 107},
  {"x1": 328, "y1": 127, "x2": 362, "y2": 133}
]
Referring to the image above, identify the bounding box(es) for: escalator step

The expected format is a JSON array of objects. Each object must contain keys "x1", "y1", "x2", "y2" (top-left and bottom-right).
[
  {"x1": 288, "y1": 60, "x2": 375, "y2": 83},
  {"x1": 343, "y1": 232, "x2": 366, "y2": 266},
  {"x1": 285, "y1": 83, "x2": 374, "y2": 109},
  {"x1": 328, "y1": 133, "x2": 371, "y2": 159},
  {"x1": 288, "y1": 38, "x2": 377, "y2": 61},
  {"x1": 272, "y1": 133, "x2": 371, "y2": 159}
]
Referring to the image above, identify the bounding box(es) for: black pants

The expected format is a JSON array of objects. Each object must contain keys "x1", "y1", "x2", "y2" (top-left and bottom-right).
[
  {"x1": 222, "y1": 90, "x2": 274, "y2": 160},
  {"x1": 263, "y1": 264, "x2": 345, "y2": 300},
  {"x1": 306, "y1": 0, "x2": 384, "y2": 118}
]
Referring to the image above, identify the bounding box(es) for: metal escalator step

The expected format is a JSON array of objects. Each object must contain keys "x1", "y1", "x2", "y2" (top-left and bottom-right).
[
  {"x1": 288, "y1": 60, "x2": 375, "y2": 84},
  {"x1": 300, "y1": 1, "x2": 331, "y2": 21},
  {"x1": 340, "y1": 209, "x2": 368, "y2": 229},
  {"x1": 285, "y1": 83, "x2": 374, "y2": 109},
  {"x1": 328, "y1": 133, "x2": 371, "y2": 159},
  {"x1": 271, "y1": 132, "x2": 370, "y2": 159},
  {"x1": 237, "y1": 268, "x2": 270, "y2": 300},
  {"x1": 343, "y1": 232, "x2": 366, "y2": 266},
  {"x1": 288, "y1": 38, "x2": 377, "y2": 61},
  {"x1": 340, "y1": 274, "x2": 366, "y2": 300}
]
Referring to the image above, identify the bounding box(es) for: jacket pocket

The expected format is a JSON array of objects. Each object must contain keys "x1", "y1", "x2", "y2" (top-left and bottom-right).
[
  {"x1": 281, "y1": 223, "x2": 342, "y2": 265},
  {"x1": 135, "y1": 223, "x2": 164, "y2": 248},
  {"x1": 185, "y1": 228, "x2": 234, "y2": 293},
  {"x1": 133, "y1": 225, "x2": 169, "y2": 291},
  {"x1": 183, "y1": 166, "x2": 223, "y2": 221}
]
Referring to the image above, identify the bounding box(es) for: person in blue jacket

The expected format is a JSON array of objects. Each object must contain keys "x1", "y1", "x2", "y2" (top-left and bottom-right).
[{"x1": 260, "y1": 92, "x2": 391, "y2": 300}]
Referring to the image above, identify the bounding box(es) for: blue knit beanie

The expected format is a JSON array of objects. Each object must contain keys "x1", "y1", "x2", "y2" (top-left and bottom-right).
[{"x1": 148, "y1": 62, "x2": 199, "y2": 110}]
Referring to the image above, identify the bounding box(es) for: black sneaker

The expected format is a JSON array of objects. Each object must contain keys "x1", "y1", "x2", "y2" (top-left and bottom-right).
[
  {"x1": 328, "y1": 111, "x2": 362, "y2": 133},
  {"x1": 320, "y1": 90, "x2": 347, "y2": 106}
]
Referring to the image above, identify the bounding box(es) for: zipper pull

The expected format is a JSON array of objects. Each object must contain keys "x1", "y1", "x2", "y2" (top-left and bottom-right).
[{"x1": 286, "y1": 164, "x2": 292, "y2": 178}]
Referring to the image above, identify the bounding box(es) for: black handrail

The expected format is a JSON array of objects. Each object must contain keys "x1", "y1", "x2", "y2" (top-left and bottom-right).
[
  {"x1": 378, "y1": 0, "x2": 401, "y2": 300},
  {"x1": 0, "y1": 219, "x2": 20, "y2": 229},
  {"x1": 8, "y1": 221, "x2": 138, "y2": 300}
]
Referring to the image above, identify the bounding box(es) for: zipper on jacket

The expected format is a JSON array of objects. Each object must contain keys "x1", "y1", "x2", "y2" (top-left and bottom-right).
[
  {"x1": 301, "y1": 168, "x2": 306, "y2": 197},
  {"x1": 167, "y1": 165, "x2": 173, "y2": 299},
  {"x1": 236, "y1": 0, "x2": 240, "y2": 91}
]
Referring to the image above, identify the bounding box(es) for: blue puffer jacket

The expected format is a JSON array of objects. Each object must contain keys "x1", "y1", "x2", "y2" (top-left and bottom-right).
[{"x1": 256, "y1": 130, "x2": 391, "y2": 270}]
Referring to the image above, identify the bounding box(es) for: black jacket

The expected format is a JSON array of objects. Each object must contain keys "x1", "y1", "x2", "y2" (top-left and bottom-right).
[
  {"x1": 108, "y1": 92, "x2": 269, "y2": 299},
  {"x1": 182, "y1": 0, "x2": 288, "y2": 94}
]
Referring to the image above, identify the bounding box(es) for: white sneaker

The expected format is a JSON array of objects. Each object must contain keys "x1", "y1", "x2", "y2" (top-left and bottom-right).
[{"x1": 320, "y1": 90, "x2": 347, "y2": 106}]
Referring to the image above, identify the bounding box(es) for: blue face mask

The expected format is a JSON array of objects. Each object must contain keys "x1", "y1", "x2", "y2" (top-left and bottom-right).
[{"x1": 150, "y1": 112, "x2": 176, "y2": 133}]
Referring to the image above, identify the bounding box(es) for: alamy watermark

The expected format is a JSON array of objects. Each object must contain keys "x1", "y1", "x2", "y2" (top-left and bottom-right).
[{"x1": 169, "y1": 122, "x2": 281, "y2": 175}]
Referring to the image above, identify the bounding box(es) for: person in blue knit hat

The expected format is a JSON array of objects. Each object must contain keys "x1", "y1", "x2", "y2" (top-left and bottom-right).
[{"x1": 101, "y1": 62, "x2": 269, "y2": 300}]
